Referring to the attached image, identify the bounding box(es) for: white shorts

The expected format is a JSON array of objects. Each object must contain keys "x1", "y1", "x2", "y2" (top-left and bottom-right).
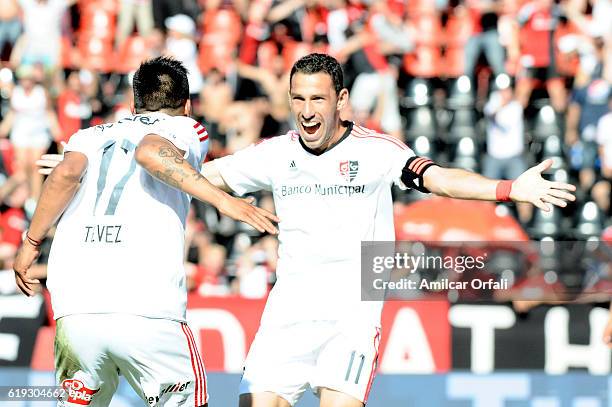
[
  {"x1": 239, "y1": 321, "x2": 381, "y2": 406},
  {"x1": 10, "y1": 128, "x2": 51, "y2": 149},
  {"x1": 55, "y1": 314, "x2": 208, "y2": 407}
]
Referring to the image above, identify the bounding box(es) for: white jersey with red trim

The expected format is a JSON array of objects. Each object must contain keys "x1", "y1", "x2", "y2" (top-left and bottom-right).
[
  {"x1": 215, "y1": 122, "x2": 415, "y2": 327},
  {"x1": 47, "y1": 112, "x2": 209, "y2": 322}
]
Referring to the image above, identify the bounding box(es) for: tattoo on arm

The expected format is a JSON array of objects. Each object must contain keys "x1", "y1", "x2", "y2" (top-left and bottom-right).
[
  {"x1": 158, "y1": 146, "x2": 184, "y2": 164},
  {"x1": 155, "y1": 144, "x2": 206, "y2": 189},
  {"x1": 154, "y1": 169, "x2": 181, "y2": 189}
]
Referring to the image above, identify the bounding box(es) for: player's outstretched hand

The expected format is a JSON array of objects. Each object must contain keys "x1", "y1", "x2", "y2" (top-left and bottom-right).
[
  {"x1": 218, "y1": 195, "x2": 280, "y2": 235},
  {"x1": 13, "y1": 240, "x2": 42, "y2": 297},
  {"x1": 510, "y1": 159, "x2": 576, "y2": 211},
  {"x1": 36, "y1": 154, "x2": 64, "y2": 175}
]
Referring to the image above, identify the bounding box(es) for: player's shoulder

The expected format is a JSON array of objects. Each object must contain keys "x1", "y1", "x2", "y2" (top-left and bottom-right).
[
  {"x1": 349, "y1": 124, "x2": 411, "y2": 152},
  {"x1": 252, "y1": 131, "x2": 300, "y2": 149},
  {"x1": 150, "y1": 114, "x2": 208, "y2": 143}
]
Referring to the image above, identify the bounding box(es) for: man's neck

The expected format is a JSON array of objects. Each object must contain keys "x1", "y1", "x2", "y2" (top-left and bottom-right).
[{"x1": 306, "y1": 120, "x2": 351, "y2": 155}]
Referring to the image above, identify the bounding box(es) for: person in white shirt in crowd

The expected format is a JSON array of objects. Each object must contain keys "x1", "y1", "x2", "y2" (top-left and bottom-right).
[
  {"x1": 164, "y1": 14, "x2": 203, "y2": 99},
  {"x1": 0, "y1": 65, "x2": 60, "y2": 210},
  {"x1": 10, "y1": 0, "x2": 76, "y2": 72},
  {"x1": 483, "y1": 75, "x2": 530, "y2": 221},
  {"x1": 591, "y1": 94, "x2": 612, "y2": 214}
]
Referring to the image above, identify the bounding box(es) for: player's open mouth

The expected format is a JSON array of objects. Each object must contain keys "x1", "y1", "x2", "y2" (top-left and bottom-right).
[{"x1": 302, "y1": 122, "x2": 321, "y2": 135}]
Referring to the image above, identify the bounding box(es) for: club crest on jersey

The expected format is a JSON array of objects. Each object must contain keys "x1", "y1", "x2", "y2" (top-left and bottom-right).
[{"x1": 339, "y1": 160, "x2": 359, "y2": 182}]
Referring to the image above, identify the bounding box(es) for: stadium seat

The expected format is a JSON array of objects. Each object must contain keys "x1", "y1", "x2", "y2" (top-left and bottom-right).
[
  {"x1": 451, "y1": 136, "x2": 479, "y2": 172},
  {"x1": 574, "y1": 201, "x2": 603, "y2": 239},
  {"x1": 410, "y1": 135, "x2": 438, "y2": 159},
  {"x1": 402, "y1": 78, "x2": 433, "y2": 108},
  {"x1": 448, "y1": 108, "x2": 478, "y2": 140},
  {"x1": 78, "y1": 36, "x2": 115, "y2": 72},
  {"x1": 202, "y1": 8, "x2": 242, "y2": 46},
  {"x1": 403, "y1": 45, "x2": 441, "y2": 78},
  {"x1": 404, "y1": 106, "x2": 437, "y2": 141},
  {"x1": 446, "y1": 75, "x2": 474, "y2": 109},
  {"x1": 533, "y1": 104, "x2": 561, "y2": 141},
  {"x1": 115, "y1": 35, "x2": 148, "y2": 73},
  {"x1": 541, "y1": 135, "x2": 566, "y2": 171},
  {"x1": 529, "y1": 207, "x2": 562, "y2": 239}
]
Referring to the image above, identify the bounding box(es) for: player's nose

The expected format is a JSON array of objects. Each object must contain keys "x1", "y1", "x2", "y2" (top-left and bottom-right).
[{"x1": 302, "y1": 101, "x2": 315, "y2": 118}]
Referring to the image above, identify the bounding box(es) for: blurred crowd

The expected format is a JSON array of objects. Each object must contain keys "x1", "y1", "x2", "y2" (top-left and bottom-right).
[{"x1": 0, "y1": 0, "x2": 610, "y2": 299}]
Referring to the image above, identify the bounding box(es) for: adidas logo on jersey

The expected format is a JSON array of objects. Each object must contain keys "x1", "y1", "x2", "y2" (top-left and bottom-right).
[{"x1": 289, "y1": 160, "x2": 297, "y2": 170}]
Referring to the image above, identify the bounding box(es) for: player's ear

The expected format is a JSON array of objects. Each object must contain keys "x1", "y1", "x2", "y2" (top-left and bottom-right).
[
  {"x1": 129, "y1": 101, "x2": 135, "y2": 114},
  {"x1": 184, "y1": 99, "x2": 192, "y2": 116},
  {"x1": 336, "y1": 88, "x2": 349, "y2": 111}
]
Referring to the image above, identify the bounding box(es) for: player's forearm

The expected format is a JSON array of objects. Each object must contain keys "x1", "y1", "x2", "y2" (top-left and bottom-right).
[
  {"x1": 28, "y1": 160, "x2": 84, "y2": 240},
  {"x1": 424, "y1": 166, "x2": 499, "y2": 201},
  {"x1": 135, "y1": 138, "x2": 230, "y2": 207}
]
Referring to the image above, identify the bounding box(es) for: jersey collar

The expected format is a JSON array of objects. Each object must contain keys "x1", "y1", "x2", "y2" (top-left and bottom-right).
[{"x1": 298, "y1": 121, "x2": 353, "y2": 156}]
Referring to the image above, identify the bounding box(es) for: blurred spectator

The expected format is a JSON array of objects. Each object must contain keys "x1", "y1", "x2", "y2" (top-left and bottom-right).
[
  {"x1": 461, "y1": 0, "x2": 506, "y2": 80},
  {"x1": 592, "y1": 95, "x2": 612, "y2": 214},
  {"x1": 565, "y1": 0, "x2": 612, "y2": 40},
  {"x1": 483, "y1": 76, "x2": 531, "y2": 222},
  {"x1": 198, "y1": 68, "x2": 233, "y2": 154},
  {"x1": 10, "y1": 0, "x2": 76, "y2": 73},
  {"x1": 514, "y1": 0, "x2": 567, "y2": 112},
  {"x1": 327, "y1": 0, "x2": 402, "y2": 138},
  {"x1": 234, "y1": 235, "x2": 277, "y2": 298},
  {"x1": 115, "y1": 0, "x2": 154, "y2": 48},
  {"x1": 56, "y1": 70, "x2": 92, "y2": 149},
  {"x1": 193, "y1": 244, "x2": 231, "y2": 296},
  {"x1": 0, "y1": 65, "x2": 59, "y2": 206},
  {"x1": 236, "y1": 57, "x2": 290, "y2": 135},
  {"x1": 164, "y1": 14, "x2": 203, "y2": 98},
  {"x1": 0, "y1": 0, "x2": 21, "y2": 60},
  {"x1": 565, "y1": 76, "x2": 610, "y2": 190},
  {"x1": 0, "y1": 180, "x2": 27, "y2": 264},
  {"x1": 222, "y1": 101, "x2": 265, "y2": 153},
  {"x1": 369, "y1": 0, "x2": 414, "y2": 61},
  {"x1": 152, "y1": 0, "x2": 201, "y2": 32}
]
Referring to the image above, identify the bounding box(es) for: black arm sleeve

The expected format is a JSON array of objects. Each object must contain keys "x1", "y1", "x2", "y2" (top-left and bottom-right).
[{"x1": 400, "y1": 156, "x2": 439, "y2": 193}]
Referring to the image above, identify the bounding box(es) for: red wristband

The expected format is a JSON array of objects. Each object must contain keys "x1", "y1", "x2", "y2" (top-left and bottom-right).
[
  {"x1": 496, "y1": 180, "x2": 513, "y2": 202},
  {"x1": 26, "y1": 233, "x2": 43, "y2": 247}
]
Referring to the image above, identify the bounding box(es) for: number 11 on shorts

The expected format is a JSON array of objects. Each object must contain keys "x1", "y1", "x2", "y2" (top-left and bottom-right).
[{"x1": 344, "y1": 351, "x2": 365, "y2": 384}]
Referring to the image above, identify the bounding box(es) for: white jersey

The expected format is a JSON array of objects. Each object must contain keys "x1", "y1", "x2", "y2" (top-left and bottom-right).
[
  {"x1": 215, "y1": 122, "x2": 415, "y2": 327},
  {"x1": 47, "y1": 112, "x2": 209, "y2": 322}
]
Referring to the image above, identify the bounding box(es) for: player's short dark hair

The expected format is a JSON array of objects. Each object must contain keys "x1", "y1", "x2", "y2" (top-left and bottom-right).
[
  {"x1": 133, "y1": 56, "x2": 189, "y2": 112},
  {"x1": 290, "y1": 53, "x2": 344, "y2": 95}
]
